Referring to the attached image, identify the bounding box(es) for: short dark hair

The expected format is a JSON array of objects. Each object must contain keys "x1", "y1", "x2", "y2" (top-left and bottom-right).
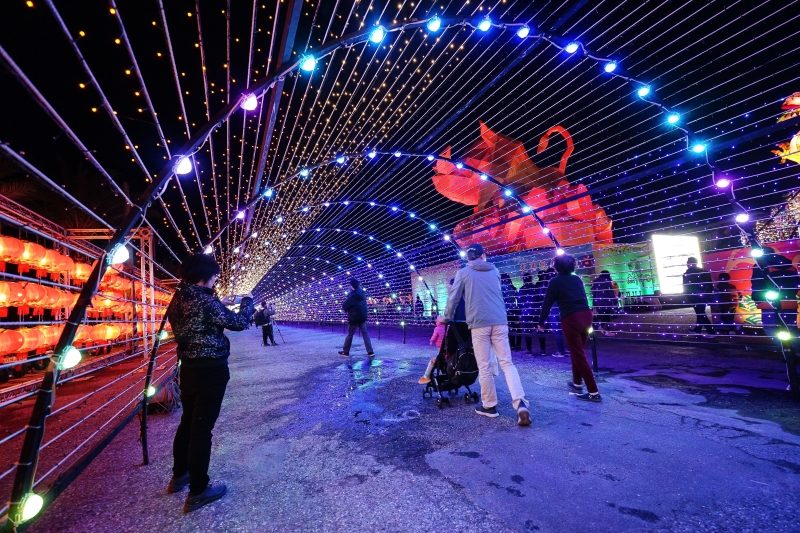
[
  {"x1": 718, "y1": 272, "x2": 731, "y2": 281},
  {"x1": 553, "y1": 253, "x2": 576, "y2": 275},
  {"x1": 350, "y1": 278, "x2": 359, "y2": 289},
  {"x1": 178, "y1": 253, "x2": 221, "y2": 284},
  {"x1": 687, "y1": 256, "x2": 698, "y2": 265}
]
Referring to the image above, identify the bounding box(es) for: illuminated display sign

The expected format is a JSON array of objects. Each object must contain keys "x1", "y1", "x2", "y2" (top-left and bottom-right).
[{"x1": 651, "y1": 234, "x2": 701, "y2": 295}]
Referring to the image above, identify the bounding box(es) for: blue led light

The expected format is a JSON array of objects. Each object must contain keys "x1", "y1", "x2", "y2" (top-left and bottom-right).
[
  {"x1": 299, "y1": 168, "x2": 309, "y2": 177},
  {"x1": 427, "y1": 154, "x2": 435, "y2": 161},
  {"x1": 299, "y1": 55, "x2": 316, "y2": 71},
  {"x1": 263, "y1": 188, "x2": 274, "y2": 198},
  {"x1": 504, "y1": 189, "x2": 512, "y2": 197},
  {"x1": 692, "y1": 143, "x2": 706, "y2": 153},
  {"x1": 667, "y1": 113, "x2": 680, "y2": 124},
  {"x1": 455, "y1": 162, "x2": 463, "y2": 169},
  {"x1": 368, "y1": 150, "x2": 377, "y2": 158},
  {"x1": 427, "y1": 16, "x2": 441, "y2": 32},
  {"x1": 478, "y1": 17, "x2": 491, "y2": 31},
  {"x1": 369, "y1": 25, "x2": 386, "y2": 43},
  {"x1": 336, "y1": 155, "x2": 345, "y2": 164},
  {"x1": 516, "y1": 25, "x2": 530, "y2": 38},
  {"x1": 429, "y1": 223, "x2": 437, "y2": 230},
  {"x1": 637, "y1": 85, "x2": 650, "y2": 98},
  {"x1": 604, "y1": 61, "x2": 617, "y2": 73},
  {"x1": 565, "y1": 42, "x2": 579, "y2": 53},
  {"x1": 394, "y1": 151, "x2": 402, "y2": 157}
]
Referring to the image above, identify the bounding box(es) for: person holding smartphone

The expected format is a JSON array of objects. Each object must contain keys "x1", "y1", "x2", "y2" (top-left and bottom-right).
[{"x1": 165, "y1": 253, "x2": 254, "y2": 512}]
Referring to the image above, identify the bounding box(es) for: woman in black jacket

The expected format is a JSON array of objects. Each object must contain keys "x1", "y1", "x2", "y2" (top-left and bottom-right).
[
  {"x1": 166, "y1": 253, "x2": 254, "y2": 513},
  {"x1": 591, "y1": 270, "x2": 618, "y2": 335},
  {"x1": 338, "y1": 278, "x2": 375, "y2": 357}
]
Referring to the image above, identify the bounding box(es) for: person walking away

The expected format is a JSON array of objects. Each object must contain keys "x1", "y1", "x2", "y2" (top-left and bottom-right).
[
  {"x1": 540, "y1": 268, "x2": 568, "y2": 356},
  {"x1": 255, "y1": 301, "x2": 277, "y2": 346},
  {"x1": 501, "y1": 273, "x2": 522, "y2": 350},
  {"x1": 591, "y1": 270, "x2": 617, "y2": 336},
  {"x1": 167, "y1": 253, "x2": 254, "y2": 512},
  {"x1": 339, "y1": 278, "x2": 375, "y2": 357},
  {"x1": 518, "y1": 272, "x2": 538, "y2": 354},
  {"x1": 444, "y1": 243, "x2": 531, "y2": 426},
  {"x1": 419, "y1": 315, "x2": 446, "y2": 384},
  {"x1": 713, "y1": 273, "x2": 739, "y2": 335},
  {"x1": 538, "y1": 253, "x2": 601, "y2": 402},
  {"x1": 683, "y1": 257, "x2": 715, "y2": 334}
]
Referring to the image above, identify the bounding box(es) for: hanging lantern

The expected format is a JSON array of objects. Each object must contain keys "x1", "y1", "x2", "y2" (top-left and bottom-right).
[
  {"x1": 42, "y1": 287, "x2": 61, "y2": 309},
  {"x1": 17, "y1": 328, "x2": 47, "y2": 353},
  {"x1": 38, "y1": 249, "x2": 60, "y2": 276},
  {"x1": 0, "y1": 329, "x2": 25, "y2": 355},
  {"x1": 88, "y1": 324, "x2": 108, "y2": 344},
  {"x1": 103, "y1": 324, "x2": 121, "y2": 341},
  {"x1": 21, "y1": 242, "x2": 47, "y2": 268},
  {"x1": 74, "y1": 263, "x2": 92, "y2": 282},
  {"x1": 0, "y1": 236, "x2": 25, "y2": 271},
  {"x1": 73, "y1": 325, "x2": 90, "y2": 343},
  {"x1": 57, "y1": 291, "x2": 75, "y2": 309}
]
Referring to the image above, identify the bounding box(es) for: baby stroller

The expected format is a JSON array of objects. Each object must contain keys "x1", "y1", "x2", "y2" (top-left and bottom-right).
[{"x1": 422, "y1": 322, "x2": 480, "y2": 409}]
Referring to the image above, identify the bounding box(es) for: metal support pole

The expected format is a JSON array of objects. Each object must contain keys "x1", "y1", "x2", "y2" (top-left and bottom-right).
[
  {"x1": 141, "y1": 310, "x2": 170, "y2": 465},
  {"x1": 591, "y1": 332, "x2": 598, "y2": 372}
]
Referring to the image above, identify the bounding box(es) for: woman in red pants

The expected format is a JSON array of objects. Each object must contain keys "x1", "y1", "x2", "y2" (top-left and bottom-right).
[{"x1": 538, "y1": 253, "x2": 601, "y2": 402}]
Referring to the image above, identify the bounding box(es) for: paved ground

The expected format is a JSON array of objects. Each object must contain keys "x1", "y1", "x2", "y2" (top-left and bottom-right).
[{"x1": 27, "y1": 325, "x2": 800, "y2": 533}]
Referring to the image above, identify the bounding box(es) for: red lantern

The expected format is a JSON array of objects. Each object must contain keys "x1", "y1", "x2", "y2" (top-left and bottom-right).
[
  {"x1": 17, "y1": 328, "x2": 46, "y2": 353},
  {"x1": 0, "y1": 236, "x2": 25, "y2": 271},
  {"x1": 103, "y1": 324, "x2": 121, "y2": 341},
  {"x1": 21, "y1": 242, "x2": 47, "y2": 268},
  {"x1": 74, "y1": 263, "x2": 92, "y2": 282},
  {"x1": 0, "y1": 329, "x2": 25, "y2": 355}
]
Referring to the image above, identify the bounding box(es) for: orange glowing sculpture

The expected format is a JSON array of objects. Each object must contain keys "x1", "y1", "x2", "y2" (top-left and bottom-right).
[{"x1": 432, "y1": 122, "x2": 612, "y2": 255}]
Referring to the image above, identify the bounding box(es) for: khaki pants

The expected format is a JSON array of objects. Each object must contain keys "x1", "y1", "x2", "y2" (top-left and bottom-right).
[{"x1": 470, "y1": 324, "x2": 528, "y2": 410}]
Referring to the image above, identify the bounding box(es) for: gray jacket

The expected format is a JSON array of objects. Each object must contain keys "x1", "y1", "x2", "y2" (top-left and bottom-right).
[{"x1": 444, "y1": 259, "x2": 507, "y2": 329}]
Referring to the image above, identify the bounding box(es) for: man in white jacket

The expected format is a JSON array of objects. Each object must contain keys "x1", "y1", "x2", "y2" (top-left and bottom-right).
[{"x1": 444, "y1": 243, "x2": 531, "y2": 426}]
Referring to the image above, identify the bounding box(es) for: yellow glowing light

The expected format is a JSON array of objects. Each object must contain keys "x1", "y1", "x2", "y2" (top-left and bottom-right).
[
  {"x1": 78, "y1": 31, "x2": 85, "y2": 37},
  {"x1": 109, "y1": 8, "x2": 116, "y2": 14},
  {"x1": 125, "y1": 69, "x2": 131, "y2": 75},
  {"x1": 91, "y1": 108, "x2": 97, "y2": 112},
  {"x1": 114, "y1": 38, "x2": 120, "y2": 44},
  {"x1": 157, "y1": 52, "x2": 162, "y2": 57},
  {"x1": 79, "y1": 83, "x2": 85, "y2": 88},
  {"x1": 26, "y1": 0, "x2": 34, "y2": 6},
  {"x1": 20, "y1": 493, "x2": 43, "y2": 522}
]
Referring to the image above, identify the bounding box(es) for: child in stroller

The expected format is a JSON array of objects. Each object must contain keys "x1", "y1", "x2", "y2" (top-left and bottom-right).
[
  {"x1": 421, "y1": 320, "x2": 480, "y2": 408},
  {"x1": 419, "y1": 316, "x2": 445, "y2": 384}
]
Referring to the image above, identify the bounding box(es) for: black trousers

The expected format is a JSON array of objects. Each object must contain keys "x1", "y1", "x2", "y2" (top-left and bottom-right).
[
  {"x1": 262, "y1": 324, "x2": 275, "y2": 345},
  {"x1": 692, "y1": 303, "x2": 714, "y2": 333},
  {"x1": 173, "y1": 365, "x2": 230, "y2": 494}
]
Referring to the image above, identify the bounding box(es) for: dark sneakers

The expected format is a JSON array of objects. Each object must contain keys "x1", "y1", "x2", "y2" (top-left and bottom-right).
[
  {"x1": 338, "y1": 351, "x2": 349, "y2": 357},
  {"x1": 167, "y1": 472, "x2": 190, "y2": 494},
  {"x1": 567, "y1": 380, "x2": 584, "y2": 393},
  {"x1": 183, "y1": 483, "x2": 227, "y2": 513},
  {"x1": 475, "y1": 406, "x2": 499, "y2": 418},
  {"x1": 576, "y1": 392, "x2": 602, "y2": 402},
  {"x1": 367, "y1": 352, "x2": 375, "y2": 357},
  {"x1": 517, "y1": 405, "x2": 531, "y2": 426}
]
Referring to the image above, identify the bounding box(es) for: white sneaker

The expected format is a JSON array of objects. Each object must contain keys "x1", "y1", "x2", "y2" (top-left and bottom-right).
[{"x1": 551, "y1": 352, "x2": 566, "y2": 358}]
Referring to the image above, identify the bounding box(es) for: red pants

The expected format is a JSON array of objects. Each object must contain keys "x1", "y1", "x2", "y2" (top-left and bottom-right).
[{"x1": 561, "y1": 310, "x2": 598, "y2": 393}]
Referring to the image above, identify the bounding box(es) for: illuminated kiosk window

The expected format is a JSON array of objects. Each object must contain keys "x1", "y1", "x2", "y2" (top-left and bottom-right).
[{"x1": 652, "y1": 234, "x2": 701, "y2": 295}]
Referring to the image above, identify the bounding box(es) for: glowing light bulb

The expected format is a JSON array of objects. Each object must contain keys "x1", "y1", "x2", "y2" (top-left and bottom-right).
[
  {"x1": 391, "y1": 206, "x2": 398, "y2": 211},
  {"x1": 459, "y1": 251, "x2": 466, "y2": 258},
  {"x1": 735, "y1": 213, "x2": 749, "y2": 223},
  {"x1": 565, "y1": 42, "x2": 579, "y2": 53},
  {"x1": 667, "y1": 113, "x2": 680, "y2": 124},
  {"x1": 766, "y1": 290, "x2": 779, "y2": 301},
  {"x1": 336, "y1": 155, "x2": 345, "y2": 164},
  {"x1": 517, "y1": 25, "x2": 530, "y2": 38},
  {"x1": 427, "y1": 154, "x2": 434, "y2": 161},
  {"x1": 418, "y1": 276, "x2": 423, "y2": 281},
  {"x1": 750, "y1": 248, "x2": 764, "y2": 258},
  {"x1": 251, "y1": 232, "x2": 258, "y2": 238},
  {"x1": 174, "y1": 156, "x2": 192, "y2": 175},
  {"x1": 409, "y1": 213, "x2": 416, "y2": 218},
  {"x1": 59, "y1": 346, "x2": 82, "y2": 370},
  {"x1": 233, "y1": 246, "x2": 241, "y2": 253},
  {"x1": 275, "y1": 216, "x2": 283, "y2": 223},
  {"x1": 777, "y1": 331, "x2": 792, "y2": 341},
  {"x1": 369, "y1": 25, "x2": 386, "y2": 43},
  {"x1": 715, "y1": 178, "x2": 731, "y2": 188},
  {"x1": 588, "y1": 326, "x2": 594, "y2": 334},
  {"x1": 522, "y1": 206, "x2": 531, "y2": 213},
  {"x1": 427, "y1": 16, "x2": 441, "y2": 32},
  {"x1": 20, "y1": 493, "x2": 44, "y2": 522},
  {"x1": 602, "y1": 61, "x2": 617, "y2": 73},
  {"x1": 109, "y1": 244, "x2": 129, "y2": 265},
  {"x1": 455, "y1": 162, "x2": 463, "y2": 169},
  {"x1": 480, "y1": 173, "x2": 488, "y2": 180},
  {"x1": 478, "y1": 17, "x2": 491, "y2": 31},
  {"x1": 692, "y1": 143, "x2": 706, "y2": 153},
  {"x1": 240, "y1": 93, "x2": 258, "y2": 111},
  {"x1": 444, "y1": 235, "x2": 451, "y2": 241},
  {"x1": 504, "y1": 189, "x2": 512, "y2": 197},
  {"x1": 263, "y1": 188, "x2": 274, "y2": 198},
  {"x1": 300, "y1": 55, "x2": 316, "y2": 71},
  {"x1": 236, "y1": 211, "x2": 245, "y2": 220},
  {"x1": 556, "y1": 248, "x2": 566, "y2": 256},
  {"x1": 637, "y1": 85, "x2": 650, "y2": 98},
  {"x1": 368, "y1": 150, "x2": 377, "y2": 158},
  {"x1": 204, "y1": 245, "x2": 213, "y2": 254},
  {"x1": 299, "y1": 168, "x2": 309, "y2": 177},
  {"x1": 542, "y1": 227, "x2": 550, "y2": 234},
  {"x1": 146, "y1": 385, "x2": 157, "y2": 396},
  {"x1": 394, "y1": 151, "x2": 402, "y2": 157},
  {"x1": 429, "y1": 224, "x2": 437, "y2": 230}
]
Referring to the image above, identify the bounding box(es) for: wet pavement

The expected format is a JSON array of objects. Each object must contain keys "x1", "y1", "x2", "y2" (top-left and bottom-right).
[{"x1": 27, "y1": 325, "x2": 800, "y2": 532}]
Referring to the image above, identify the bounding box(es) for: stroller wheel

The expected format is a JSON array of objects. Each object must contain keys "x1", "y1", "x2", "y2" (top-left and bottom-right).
[
  {"x1": 464, "y1": 393, "x2": 471, "y2": 404},
  {"x1": 443, "y1": 396, "x2": 450, "y2": 405},
  {"x1": 436, "y1": 398, "x2": 444, "y2": 409},
  {"x1": 471, "y1": 392, "x2": 479, "y2": 403}
]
